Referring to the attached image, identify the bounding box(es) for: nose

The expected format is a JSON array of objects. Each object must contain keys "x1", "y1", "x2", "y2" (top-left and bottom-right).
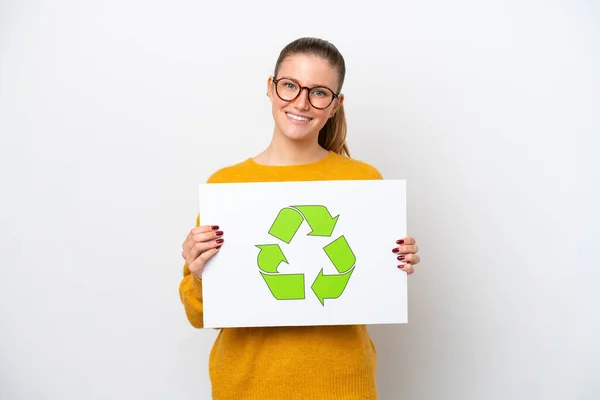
[{"x1": 293, "y1": 87, "x2": 311, "y2": 111}]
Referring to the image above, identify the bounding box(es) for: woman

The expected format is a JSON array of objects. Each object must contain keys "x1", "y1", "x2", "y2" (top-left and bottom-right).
[{"x1": 179, "y1": 37, "x2": 421, "y2": 399}]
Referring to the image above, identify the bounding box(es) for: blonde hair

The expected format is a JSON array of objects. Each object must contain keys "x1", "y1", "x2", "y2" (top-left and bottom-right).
[{"x1": 273, "y1": 37, "x2": 350, "y2": 157}]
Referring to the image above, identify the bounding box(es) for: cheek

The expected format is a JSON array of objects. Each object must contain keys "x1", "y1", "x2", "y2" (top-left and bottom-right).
[
  {"x1": 272, "y1": 97, "x2": 288, "y2": 112},
  {"x1": 313, "y1": 110, "x2": 332, "y2": 123}
]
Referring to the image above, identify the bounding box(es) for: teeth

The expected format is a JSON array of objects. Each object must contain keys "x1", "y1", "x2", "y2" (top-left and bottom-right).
[{"x1": 287, "y1": 113, "x2": 310, "y2": 121}]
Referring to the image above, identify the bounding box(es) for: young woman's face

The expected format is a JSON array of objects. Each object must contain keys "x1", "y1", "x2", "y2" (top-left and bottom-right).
[{"x1": 267, "y1": 54, "x2": 343, "y2": 144}]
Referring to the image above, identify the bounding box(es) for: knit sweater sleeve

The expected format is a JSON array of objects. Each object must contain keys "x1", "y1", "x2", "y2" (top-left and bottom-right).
[{"x1": 178, "y1": 214, "x2": 205, "y2": 328}]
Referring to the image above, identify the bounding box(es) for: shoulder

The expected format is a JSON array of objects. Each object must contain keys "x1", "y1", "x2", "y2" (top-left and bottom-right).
[
  {"x1": 329, "y1": 152, "x2": 384, "y2": 180},
  {"x1": 205, "y1": 158, "x2": 252, "y2": 183}
]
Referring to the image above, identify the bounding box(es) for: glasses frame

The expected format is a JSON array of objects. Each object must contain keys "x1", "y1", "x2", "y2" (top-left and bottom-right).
[{"x1": 272, "y1": 77, "x2": 340, "y2": 110}]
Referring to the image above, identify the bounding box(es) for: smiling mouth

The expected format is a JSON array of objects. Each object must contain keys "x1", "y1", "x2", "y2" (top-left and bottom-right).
[{"x1": 286, "y1": 112, "x2": 312, "y2": 122}]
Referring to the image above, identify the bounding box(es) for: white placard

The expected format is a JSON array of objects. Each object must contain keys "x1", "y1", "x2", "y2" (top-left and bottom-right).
[{"x1": 198, "y1": 179, "x2": 407, "y2": 328}]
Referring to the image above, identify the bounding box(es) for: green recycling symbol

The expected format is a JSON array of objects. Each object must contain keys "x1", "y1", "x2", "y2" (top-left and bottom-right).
[{"x1": 255, "y1": 205, "x2": 356, "y2": 306}]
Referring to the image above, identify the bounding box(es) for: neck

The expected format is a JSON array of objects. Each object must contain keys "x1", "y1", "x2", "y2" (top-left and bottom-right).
[{"x1": 254, "y1": 130, "x2": 330, "y2": 166}]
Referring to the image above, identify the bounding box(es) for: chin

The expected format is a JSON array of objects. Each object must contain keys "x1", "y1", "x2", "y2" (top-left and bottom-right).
[{"x1": 280, "y1": 127, "x2": 316, "y2": 142}]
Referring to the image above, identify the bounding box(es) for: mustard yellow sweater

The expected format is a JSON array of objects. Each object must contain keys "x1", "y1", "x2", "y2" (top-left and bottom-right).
[{"x1": 179, "y1": 151, "x2": 383, "y2": 400}]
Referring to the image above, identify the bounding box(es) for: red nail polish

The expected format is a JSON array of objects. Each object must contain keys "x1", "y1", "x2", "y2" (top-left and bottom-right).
[
  {"x1": 215, "y1": 231, "x2": 223, "y2": 236},
  {"x1": 216, "y1": 238, "x2": 224, "y2": 244},
  {"x1": 392, "y1": 248, "x2": 400, "y2": 253},
  {"x1": 397, "y1": 255, "x2": 405, "y2": 261},
  {"x1": 211, "y1": 225, "x2": 219, "y2": 230},
  {"x1": 216, "y1": 245, "x2": 222, "y2": 249},
  {"x1": 396, "y1": 239, "x2": 405, "y2": 245},
  {"x1": 398, "y1": 264, "x2": 404, "y2": 269}
]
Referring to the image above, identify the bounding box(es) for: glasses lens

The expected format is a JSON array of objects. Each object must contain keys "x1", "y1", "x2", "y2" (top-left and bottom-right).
[
  {"x1": 308, "y1": 87, "x2": 334, "y2": 109},
  {"x1": 276, "y1": 79, "x2": 300, "y2": 101}
]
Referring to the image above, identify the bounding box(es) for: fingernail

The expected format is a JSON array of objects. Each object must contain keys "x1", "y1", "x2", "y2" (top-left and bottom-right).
[
  {"x1": 216, "y1": 238, "x2": 224, "y2": 244},
  {"x1": 211, "y1": 225, "x2": 219, "y2": 230},
  {"x1": 215, "y1": 231, "x2": 223, "y2": 236},
  {"x1": 396, "y1": 239, "x2": 405, "y2": 244},
  {"x1": 392, "y1": 248, "x2": 400, "y2": 253},
  {"x1": 397, "y1": 255, "x2": 405, "y2": 261},
  {"x1": 216, "y1": 245, "x2": 222, "y2": 249},
  {"x1": 398, "y1": 264, "x2": 404, "y2": 269}
]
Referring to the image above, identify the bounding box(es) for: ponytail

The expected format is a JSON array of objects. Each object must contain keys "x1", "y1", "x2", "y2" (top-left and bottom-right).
[{"x1": 318, "y1": 103, "x2": 350, "y2": 157}]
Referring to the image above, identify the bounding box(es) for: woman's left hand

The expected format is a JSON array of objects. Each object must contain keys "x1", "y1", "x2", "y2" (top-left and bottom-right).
[{"x1": 392, "y1": 237, "x2": 420, "y2": 275}]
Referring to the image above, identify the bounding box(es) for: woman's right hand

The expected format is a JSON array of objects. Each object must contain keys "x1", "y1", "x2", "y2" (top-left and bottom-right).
[{"x1": 182, "y1": 225, "x2": 224, "y2": 279}]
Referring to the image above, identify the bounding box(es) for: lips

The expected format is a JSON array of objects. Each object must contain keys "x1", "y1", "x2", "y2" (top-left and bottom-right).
[{"x1": 285, "y1": 112, "x2": 312, "y2": 122}]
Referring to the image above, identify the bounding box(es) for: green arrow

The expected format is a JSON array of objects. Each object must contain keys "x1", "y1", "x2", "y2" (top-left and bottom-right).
[
  {"x1": 323, "y1": 235, "x2": 356, "y2": 273},
  {"x1": 311, "y1": 267, "x2": 354, "y2": 305},
  {"x1": 294, "y1": 205, "x2": 339, "y2": 237},
  {"x1": 261, "y1": 272, "x2": 305, "y2": 300},
  {"x1": 268, "y1": 208, "x2": 304, "y2": 244},
  {"x1": 256, "y1": 244, "x2": 288, "y2": 273}
]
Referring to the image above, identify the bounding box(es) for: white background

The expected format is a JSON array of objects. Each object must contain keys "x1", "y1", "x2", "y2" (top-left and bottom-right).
[
  {"x1": 1, "y1": 1, "x2": 598, "y2": 399},
  {"x1": 199, "y1": 180, "x2": 407, "y2": 328}
]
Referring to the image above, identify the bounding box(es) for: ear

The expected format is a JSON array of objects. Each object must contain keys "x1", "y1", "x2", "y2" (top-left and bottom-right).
[
  {"x1": 266, "y1": 76, "x2": 274, "y2": 101},
  {"x1": 330, "y1": 93, "x2": 344, "y2": 118}
]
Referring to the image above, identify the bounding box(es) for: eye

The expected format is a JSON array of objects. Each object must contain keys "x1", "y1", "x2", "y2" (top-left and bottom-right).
[
  {"x1": 312, "y1": 89, "x2": 328, "y2": 97},
  {"x1": 284, "y1": 82, "x2": 297, "y2": 90}
]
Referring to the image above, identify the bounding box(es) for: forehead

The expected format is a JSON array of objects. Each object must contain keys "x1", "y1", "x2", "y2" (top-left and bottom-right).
[{"x1": 277, "y1": 54, "x2": 339, "y2": 88}]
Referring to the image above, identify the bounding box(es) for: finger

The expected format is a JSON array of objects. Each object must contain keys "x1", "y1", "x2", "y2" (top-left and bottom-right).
[
  {"x1": 189, "y1": 247, "x2": 221, "y2": 276},
  {"x1": 397, "y1": 263, "x2": 415, "y2": 275},
  {"x1": 189, "y1": 238, "x2": 224, "y2": 263},
  {"x1": 396, "y1": 237, "x2": 416, "y2": 245},
  {"x1": 392, "y1": 244, "x2": 418, "y2": 255},
  {"x1": 185, "y1": 226, "x2": 214, "y2": 250},
  {"x1": 191, "y1": 225, "x2": 220, "y2": 236},
  {"x1": 187, "y1": 238, "x2": 224, "y2": 264},
  {"x1": 183, "y1": 228, "x2": 222, "y2": 256},
  {"x1": 192, "y1": 230, "x2": 223, "y2": 244},
  {"x1": 395, "y1": 253, "x2": 419, "y2": 264}
]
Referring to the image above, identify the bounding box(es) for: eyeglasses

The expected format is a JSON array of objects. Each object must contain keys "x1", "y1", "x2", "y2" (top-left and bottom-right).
[{"x1": 272, "y1": 77, "x2": 339, "y2": 110}]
